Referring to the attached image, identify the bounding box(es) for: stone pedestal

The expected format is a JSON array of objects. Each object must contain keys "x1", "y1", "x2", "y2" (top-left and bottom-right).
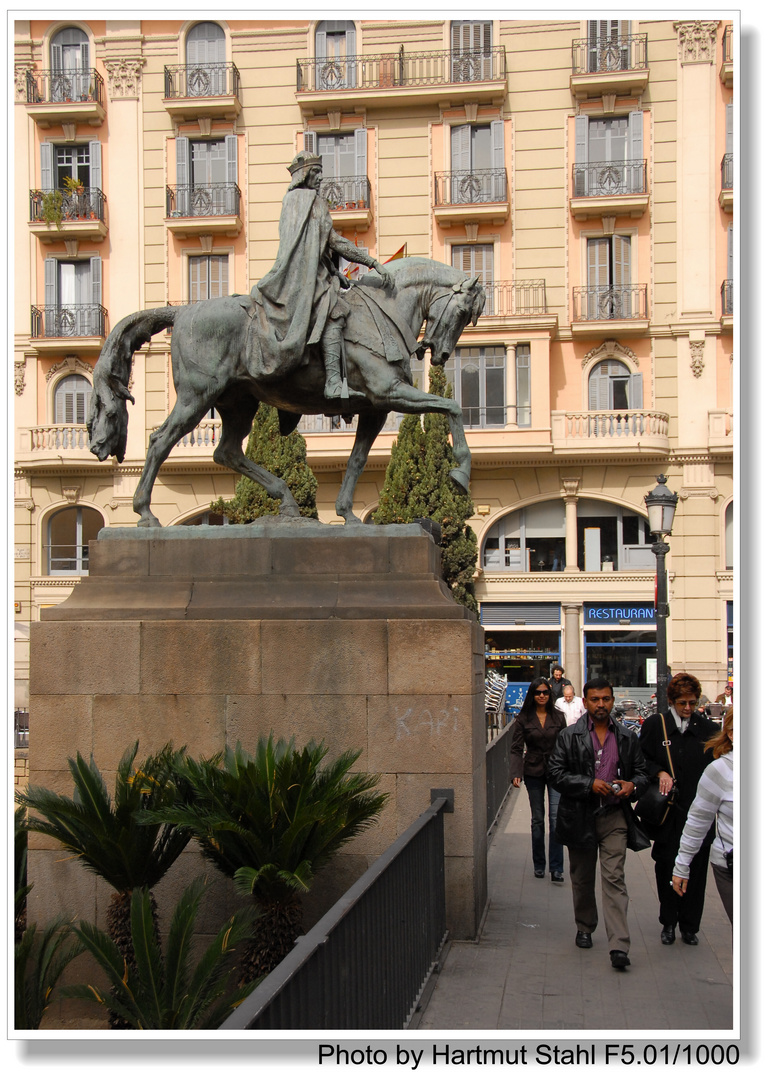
[{"x1": 29, "y1": 521, "x2": 487, "y2": 944}]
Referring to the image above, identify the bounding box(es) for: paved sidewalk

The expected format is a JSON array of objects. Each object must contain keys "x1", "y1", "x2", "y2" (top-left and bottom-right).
[{"x1": 417, "y1": 785, "x2": 733, "y2": 1031}]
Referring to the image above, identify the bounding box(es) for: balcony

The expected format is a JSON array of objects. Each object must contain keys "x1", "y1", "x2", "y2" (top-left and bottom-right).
[
  {"x1": 163, "y1": 64, "x2": 242, "y2": 121},
  {"x1": 320, "y1": 175, "x2": 372, "y2": 229},
  {"x1": 433, "y1": 169, "x2": 509, "y2": 226},
  {"x1": 721, "y1": 25, "x2": 733, "y2": 86},
  {"x1": 24, "y1": 69, "x2": 106, "y2": 128},
  {"x1": 165, "y1": 183, "x2": 243, "y2": 237},
  {"x1": 719, "y1": 154, "x2": 733, "y2": 212},
  {"x1": 571, "y1": 285, "x2": 649, "y2": 336},
  {"x1": 25, "y1": 425, "x2": 91, "y2": 452},
  {"x1": 30, "y1": 304, "x2": 107, "y2": 352},
  {"x1": 296, "y1": 46, "x2": 507, "y2": 114},
  {"x1": 570, "y1": 35, "x2": 649, "y2": 100},
  {"x1": 551, "y1": 409, "x2": 669, "y2": 454},
  {"x1": 29, "y1": 186, "x2": 108, "y2": 243},
  {"x1": 721, "y1": 279, "x2": 733, "y2": 331},
  {"x1": 708, "y1": 410, "x2": 733, "y2": 450},
  {"x1": 570, "y1": 160, "x2": 648, "y2": 220}
]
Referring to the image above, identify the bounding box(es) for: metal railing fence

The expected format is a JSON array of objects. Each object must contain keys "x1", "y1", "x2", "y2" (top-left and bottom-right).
[
  {"x1": 486, "y1": 722, "x2": 513, "y2": 830},
  {"x1": 165, "y1": 183, "x2": 241, "y2": 218},
  {"x1": 721, "y1": 153, "x2": 733, "y2": 190},
  {"x1": 572, "y1": 160, "x2": 646, "y2": 197},
  {"x1": 572, "y1": 284, "x2": 647, "y2": 321},
  {"x1": 221, "y1": 797, "x2": 449, "y2": 1030},
  {"x1": 723, "y1": 25, "x2": 733, "y2": 64},
  {"x1": 29, "y1": 186, "x2": 106, "y2": 225},
  {"x1": 320, "y1": 175, "x2": 371, "y2": 209},
  {"x1": 571, "y1": 34, "x2": 648, "y2": 75},
  {"x1": 163, "y1": 63, "x2": 241, "y2": 99},
  {"x1": 434, "y1": 168, "x2": 507, "y2": 206},
  {"x1": 297, "y1": 46, "x2": 506, "y2": 92},
  {"x1": 26, "y1": 68, "x2": 104, "y2": 106},
  {"x1": 31, "y1": 304, "x2": 107, "y2": 339},
  {"x1": 722, "y1": 279, "x2": 733, "y2": 316}
]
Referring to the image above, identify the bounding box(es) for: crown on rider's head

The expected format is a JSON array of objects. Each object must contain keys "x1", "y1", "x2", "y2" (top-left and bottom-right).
[{"x1": 288, "y1": 151, "x2": 322, "y2": 176}]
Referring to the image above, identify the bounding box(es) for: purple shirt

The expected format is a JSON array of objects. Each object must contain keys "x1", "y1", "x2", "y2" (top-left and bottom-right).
[{"x1": 588, "y1": 716, "x2": 621, "y2": 804}]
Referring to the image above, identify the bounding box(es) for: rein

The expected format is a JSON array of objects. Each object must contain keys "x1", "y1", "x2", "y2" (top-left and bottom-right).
[{"x1": 418, "y1": 286, "x2": 459, "y2": 358}]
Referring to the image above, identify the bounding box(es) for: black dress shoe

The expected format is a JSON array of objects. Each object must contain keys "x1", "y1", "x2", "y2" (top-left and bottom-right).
[
  {"x1": 575, "y1": 931, "x2": 593, "y2": 949},
  {"x1": 534, "y1": 869, "x2": 545, "y2": 878},
  {"x1": 610, "y1": 950, "x2": 631, "y2": 969},
  {"x1": 660, "y1": 925, "x2": 676, "y2": 945},
  {"x1": 681, "y1": 931, "x2": 699, "y2": 945},
  {"x1": 551, "y1": 871, "x2": 564, "y2": 883}
]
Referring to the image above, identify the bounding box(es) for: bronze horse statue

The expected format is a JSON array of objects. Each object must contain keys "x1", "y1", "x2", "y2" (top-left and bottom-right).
[{"x1": 87, "y1": 257, "x2": 485, "y2": 527}]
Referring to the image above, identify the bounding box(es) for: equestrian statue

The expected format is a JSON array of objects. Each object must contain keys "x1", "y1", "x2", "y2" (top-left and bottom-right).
[{"x1": 87, "y1": 150, "x2": 486, "y2": 527}]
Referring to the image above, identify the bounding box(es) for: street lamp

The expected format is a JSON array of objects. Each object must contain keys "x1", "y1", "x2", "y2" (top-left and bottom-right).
[{"x1": 644, "y1": 474, "x2": 679, "y2": 714}]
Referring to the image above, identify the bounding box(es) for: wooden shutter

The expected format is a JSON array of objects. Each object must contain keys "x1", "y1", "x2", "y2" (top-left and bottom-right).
[
  {"x1": 491, "y1": 120, "x2": 505, "y2": 200},
  {"x1": 726, "y1": 102, "x2": 733, "y2": 155},
  {"x1": 315, "y1": 24, "x2": 327, "y2": 61},
  {"x1": 303, "y1": 130, "x2": 318, "y2": 154},
  {"x1": 587, "y1": 238, "x2": 609, "y2": 288},
  {"x1": 44, "y1": 258, "x2": 58, "y2": 306},
  {"x1": 176, "y1": 136, "x2": 189, "y2": 215},
  {"x1": 727, "y1": 223, "x2": 733, "y2": 280},
  {"x1": 613, "y1": 234, "x2": 631, "y2": 286},
  {"x1": 574, "y1": 115, "x2": 588, "y2": 195},
  {"x1": 346, "y1": 25, "x2": 356, "y2": 87},
  {"x1": 628, "y1": 372, "x2": 643, "y2": 409},
  {"x1": 90, "y1": 257, "x2": 102, "y2": 334},
  {"x1": 589, "y1": 371, "x2": 611, "y2": 410},
  {"x1": 451, "y1": 125, "x2": 471, "y2": 172},
  {"x1": 40, "y1": 143, "x2": 54, "y2": 190},
  {"x1": 50, "y1": 42, "x2": 63, "y2": 70},
  {"x1": 89, "y1": 140, "x2": 101, "y2": 191},
  {"x1": 354, "y1": 128, "x2": 367, "y2": 179},
  {"x1": 628, "y1": 111, "x2": 643, "y2": 192}
]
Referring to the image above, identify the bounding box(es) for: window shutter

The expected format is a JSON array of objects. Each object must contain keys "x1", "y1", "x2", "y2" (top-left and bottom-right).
[
  {"x1": 354, "y1": 127, "x2": 367, "y2": 178},
  {"x1": 90, "y1": 256, "x2": 102, "y2": 306},
  {"x1": 40, "y1": 143, "x2": 54, "y2": 190},
  {"x1": 613, "y1": 234, "x2": 631, "y2": 287},
  {"x1": 590, "y1": 372, "x2": 611, "y2": 410},
  {"x1": 727, "y1": 223, "x2": 733, "y2": 279},
  {"x1": 491, "y1": 120, "x2": 505, "y2": 199},
  {"x1": 45, "y1": 258, "x2": 57, "y2": 307},
  {"x1": 628, "y1": 111, "x2": 643, "y2": 192},
  {"x1": 50, "y1": 42, "x2": 63, "y2": 71},
  {"x1": 452, "y1": 124, "x2": 471, "y2": 172},
  {"x1": 80, "y1": 40, "x2": 89, "y2": 72},
  {"x1": 628, "y1": 372, "x2": 643, "y2": 409},
  {"x1": 226, "y1": 134, "x2": 237, "y2": 184},
  {"x1": 587, "y1": 238, "x2": 609, "y2": 289},
  {"x1": 346, "y1": 26, "x2": 357, "y2": 87},
  {"x1": 726, "y1": 102, "x2": 733, "y2": 155},
  {"x1": 176, "y1": 136, "x2": 189, "y2": 215},
  {"x1": 315, "y1": 25, "x2": 327, "y2": 61},
  {"x1": 89, "y1": 140, "x2": 101, "y2": 191},
  {"x1": 574, "y1": 115, "x2": 588, "y2": 195},
  {"x1": 303, "y1": 130, "x2": 318, "y2": 154}
]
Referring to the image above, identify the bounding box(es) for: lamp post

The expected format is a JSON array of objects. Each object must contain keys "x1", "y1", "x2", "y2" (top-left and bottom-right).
[{"x1": 644, "y1": 474, "x2": 678, "y2": 714}]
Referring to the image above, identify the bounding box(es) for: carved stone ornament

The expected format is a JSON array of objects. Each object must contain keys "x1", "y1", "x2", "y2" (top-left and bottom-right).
[
  {"x1": 15, "y1": 65, "x2": 31, "y2": 101},
  {"x1": 673, "y1": 21, "x2": 719, "y2": 64},
  {"x1": 689, "y1": 340, "x2": 705, "y2": 378},
  {"x1": 15, "y1": 360, "x2": 26, "y2": 396},
  {"x1": 62, "y1": 486, "x2": 81, "y2": 504},
  {"x1": 104, "y1": 57, "x2": 145, "y2": 99},
  {"x1": 582, "y1": 340, "x2": 639, "y2": 369},
  {"x1": 45, "y1": 356, "x2": 93, "y2": 383},
  {"x1": 561, "y1": 477, "x2": 581, "y2": 498}
]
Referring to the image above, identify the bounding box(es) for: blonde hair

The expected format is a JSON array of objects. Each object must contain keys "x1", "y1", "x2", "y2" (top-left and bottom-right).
[{"x1": 705, "y1": 706, "x2": 733, "y2": 759}]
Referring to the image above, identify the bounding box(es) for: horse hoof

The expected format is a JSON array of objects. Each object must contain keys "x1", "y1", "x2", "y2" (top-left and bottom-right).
[
  {"x1": 449, "y1": 468, "x2": 470, "y2": 495},
  {"x1": 136, "y1": 516, "x2": 161, "y2": 528}
]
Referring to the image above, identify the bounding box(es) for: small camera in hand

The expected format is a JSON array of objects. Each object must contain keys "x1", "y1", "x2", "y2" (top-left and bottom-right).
[{"x1": 610, "y1": 782, "x2": 622, "y2": 793}]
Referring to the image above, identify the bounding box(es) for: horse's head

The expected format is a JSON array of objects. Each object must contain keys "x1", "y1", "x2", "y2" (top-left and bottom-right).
[
  {"x1": 419, "y1": 275, "x2": 486, "y2": 366},
  {"x1": 88, "y1": 367, "x2": 134, "y2": 463}
]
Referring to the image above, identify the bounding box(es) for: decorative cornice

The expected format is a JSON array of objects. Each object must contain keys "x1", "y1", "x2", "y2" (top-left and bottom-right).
[
  {"x1": 15, "y1": 360, "x2": 26, "y2": 396},
  {"x1": 678, "y1": 487, "x2": 719, "y2": 501},
  {"x1": 45, "y1": 356, "x2": 93, "y2": 383},
  {"x1": 104, "y1": 57, "x2": 145, "y2": 99},
  {"x1": 689, "y1": 340, "x2": 705, "y2": 378},
  {"x1": 673, "y1": 21, "x2": 719, "y2": 64},
  {"x1": 582, "y1": 339, "x2": 639, "y2": 370}
]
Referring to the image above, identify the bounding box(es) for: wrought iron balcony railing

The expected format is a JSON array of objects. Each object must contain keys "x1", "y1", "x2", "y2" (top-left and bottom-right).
[
  {"x1": 29, "y1": 186, "x2": 106, "y2": 225},
  {"x1": 434, "y1": 168, "x2": 507, "y2": 206},
  {"x1": 163, "y1": 63, "x2": 241, "y2": 100},
  {"x1": 297, "y1": 46, "x2": 506, "y2": 93},
  {"x1": 319, "y1": 175, "x2": 371, "y2": 209},
  {"x1": 572, "y1": 284, "x2": 648, "y2": 321},
  {"x1": 479, "y1": 280, "x2": 547, "y2": 318},
  {"x1": 31, "y1": 304, "x2": 107, "y2": 339},
  {"x1": 572, "y1": 34, "x2": 648, "y2": 75},
  {"x1": 721, "y1": 153, "x2": 733, "y2": 190},
  {"x1": 722, "y1": 279, "x2": 733, "y2": 316},
  {"x1": 25, "y1": 68, "x2": 104, "y2": 106},
  {"x1": 723, "y1": 25, "x2": 733, "y2": 64},
  {"x1": 165, "y1": 183, "x2": 241, "y2": 218},
  {"x1": 573, "y1": 160, "x2": 647, "y2": 197}
]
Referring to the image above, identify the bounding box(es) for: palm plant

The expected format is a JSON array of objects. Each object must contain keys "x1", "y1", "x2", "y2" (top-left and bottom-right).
[
  {"x1": 61, "y1": 879, "x2": 260, "y2": 1029},
  {"x1": 147, "y1": 736, "x2": 388, "y2": 982},
  {"x1": 15, "y1": 805, "x2": 32, "y2": 942},
  {"x1": 18, "y1": 742, "x2": 191, "y2": 967},
  {"x1": 15, "y1": 916, "x2": 86, "y2": 1030}
]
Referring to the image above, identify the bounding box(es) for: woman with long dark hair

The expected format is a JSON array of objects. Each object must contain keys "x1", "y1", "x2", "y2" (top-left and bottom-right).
[
  {"x1": 509, "y1": 678, "x2": 567, "y2": 881},
  {"x1": 639, "y1": 671, "x2": 720, "y2": 944}
]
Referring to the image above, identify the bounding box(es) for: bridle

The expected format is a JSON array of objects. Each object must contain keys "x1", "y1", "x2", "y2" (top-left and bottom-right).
[{"x1": 417, "y1": 282, "x2": 470, "y2": 362}]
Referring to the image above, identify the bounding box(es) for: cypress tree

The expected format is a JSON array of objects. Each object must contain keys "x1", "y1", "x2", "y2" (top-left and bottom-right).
[
  {"x1": 373, "y1": 367, "x2": 479, "y2": 614},
  {"x1": 211, "y1": 405, "x2": 318, "y2": 521}
]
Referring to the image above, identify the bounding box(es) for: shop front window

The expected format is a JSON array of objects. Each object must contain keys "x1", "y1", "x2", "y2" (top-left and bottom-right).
[{"x1": 583, "y1": 630, "x2": 657, "y2": 699}]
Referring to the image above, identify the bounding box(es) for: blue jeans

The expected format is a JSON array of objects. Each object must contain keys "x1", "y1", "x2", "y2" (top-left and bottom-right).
[{"x1": 524, "y1": 775, "x2": 563, "y2": 874}]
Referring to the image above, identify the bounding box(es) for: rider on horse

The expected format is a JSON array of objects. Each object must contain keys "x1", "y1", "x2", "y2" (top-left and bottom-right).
[{"x1": 251, "y1": 150, "x2": 394, "y2": 398}]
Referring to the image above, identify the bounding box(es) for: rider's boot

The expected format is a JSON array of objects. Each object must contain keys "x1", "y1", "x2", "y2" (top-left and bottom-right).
[{"x1": 323, "y1": 342, "x2": 345, "y2": 398}]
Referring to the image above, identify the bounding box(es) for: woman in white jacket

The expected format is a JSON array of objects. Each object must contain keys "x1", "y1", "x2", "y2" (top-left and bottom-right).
[{"x1": 671, "y1": 708, "x2": 733, "y2": 924}]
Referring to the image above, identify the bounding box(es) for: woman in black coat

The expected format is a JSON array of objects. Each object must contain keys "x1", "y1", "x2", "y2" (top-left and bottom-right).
[
  {"x1": 638, "y1": 672, "x2": 720, "y2": 945},
  {"x1": 509, "y1": 678, "x2": 567, "y2": 881}
]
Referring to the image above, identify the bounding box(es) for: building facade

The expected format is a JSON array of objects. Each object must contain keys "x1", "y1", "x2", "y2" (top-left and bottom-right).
[{"x1": 14, "y1": 18, "x2": 735, "y2": 707}]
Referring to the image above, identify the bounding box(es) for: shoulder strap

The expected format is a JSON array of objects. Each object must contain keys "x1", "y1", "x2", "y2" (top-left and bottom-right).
[{"x1": 659, "y1": 712, "x2": 676, "y2": 781}]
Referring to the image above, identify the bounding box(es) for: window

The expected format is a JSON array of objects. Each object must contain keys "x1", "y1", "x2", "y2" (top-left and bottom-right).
[
  {"x1": 587, "y1": 20, "x2": 632, "y2": 72},
  {"x1": 450, "y1": 122, "x2": 505, "y2": 202},
  {"x1": 189, "y1": 255, "x2": 229, "y2": 302},
  {"x1": 586, "y1": 235, "x2": 632, "y2": 318},
  {"x1": 452, "y1": 244, "x2": 494, "y2": 315},
  {"x1": 185, "y1": 22, "x2": 226, "y2": 94},
  {"x1": 574, "y1": 113, "x2": 644, "y2": 195},
  {"x1": 54, "y1": 374, "x2": 92, "y2": 424},
  {"x1": 50, "y1": 27, "x2": 90, "y2": 99},
  {"x1": 305, "y1": 129, "x2": 368, "y2": 208},
  {"x1": 516, "y1": 344, "x2": 531, "y2": 427},
  {"x1": 315, "y1": 21, "x2": 356, "y2": 89},
  {"x1": 577, "y1": 498, "x2": 652, "y2": 570},
  {"x1": 174, "y1": 135, "x2": 238, "y2": 216},
  {"x1": 588, "y1": 359, "x2": 642, "y2": 410},
  {"x1": 446, "y1": 346, "x2": 505, "y2": 428},
  {"x1": 40, "y1": 141, "x2": 101, "y2": 192},
  {"x1": 43, "y1": 256, "x2": 102, "y2": 335},
  {"x1": 724, "y1": 502, "x2": 733, "y2": 570},
  {"x1": 181, "y1": 510, "x2": 229, "y2": 526},
  {"x1": 47, "y1": 505, "x2": 103, "y2": 575},
  {"x1": 450, "y1": 21, "x2": 493, "y2": 81}
]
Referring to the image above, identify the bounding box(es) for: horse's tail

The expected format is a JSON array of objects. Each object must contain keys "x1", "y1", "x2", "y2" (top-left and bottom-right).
[{"x1": 88, "y1": 307, "x2": 177, "y2": 462}]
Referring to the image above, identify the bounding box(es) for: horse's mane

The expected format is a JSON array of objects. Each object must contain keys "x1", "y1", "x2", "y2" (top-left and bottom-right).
[{"x1": 357, "y1": 256, "x2": 466, "y2": 289}]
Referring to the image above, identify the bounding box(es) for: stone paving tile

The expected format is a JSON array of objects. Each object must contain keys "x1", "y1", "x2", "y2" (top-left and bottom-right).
[{"x1": 417, "y1": 786, "x2": 734, "y2": 1032}]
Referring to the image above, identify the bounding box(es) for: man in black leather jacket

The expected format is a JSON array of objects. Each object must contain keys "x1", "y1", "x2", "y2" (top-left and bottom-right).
[{"x1": 548, "y1": 677, "x2": 650, "y2": 970}]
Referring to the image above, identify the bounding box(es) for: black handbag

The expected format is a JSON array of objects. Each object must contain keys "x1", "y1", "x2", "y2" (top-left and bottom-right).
[{"x1": 636, "y1": 712, "x2": 677, "y2": 827}]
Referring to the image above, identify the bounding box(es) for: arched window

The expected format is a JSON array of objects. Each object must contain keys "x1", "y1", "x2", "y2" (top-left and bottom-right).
[
  {"x1": 724, "y1": 501, "x2": 733, "y2": 570},
  {"x1": 50, "y1": 26, "x2": 90, "y2": 99},
  {"x1": 54, "y1": 374, "x2": 92, "y2": 425},
  {"x1": 315, "y1": 21, "x2": 356, "y2": 89},
  {"x1": 180, "y1": 510, "x2": 229, "y2": 526},
  {"x1": 588, "y1": 359, "x2": 642, "y2": 410},
  {"x1": 185, "y1": 22, "x2": 226, "y2": 95},
  {"x1": 47, "y1": 505, "x2": 103, "y2": 575}
]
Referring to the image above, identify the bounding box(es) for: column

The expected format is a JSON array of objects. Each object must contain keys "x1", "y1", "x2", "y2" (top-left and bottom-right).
[
  {"x1": 562, "y1": 477, "x2": 580, "y2": 572},
  {"x1": 562, "y1": 603, "x2": 582, "y2": 692}
]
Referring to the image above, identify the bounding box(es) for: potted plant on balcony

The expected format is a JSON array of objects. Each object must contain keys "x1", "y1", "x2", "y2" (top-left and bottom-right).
[{"x1": 34, "y1": 189, "x2": 64, "y2": 230}]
